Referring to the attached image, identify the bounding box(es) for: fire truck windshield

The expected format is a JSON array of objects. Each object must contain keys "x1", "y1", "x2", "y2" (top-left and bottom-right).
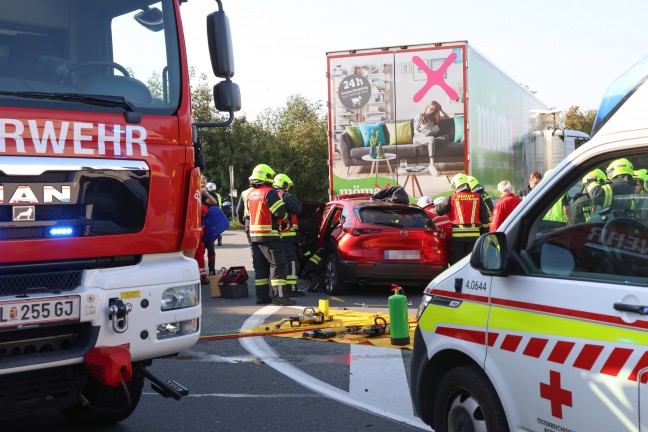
[{"x1": 0, "y1": 0, "x2": 182, "y2": 115}]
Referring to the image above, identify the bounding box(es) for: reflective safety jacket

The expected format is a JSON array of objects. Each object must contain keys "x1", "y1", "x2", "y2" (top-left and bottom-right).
[
  {"x1": 236, "y1": 187, "x2": 253, "y2": 231},
  {"x1": 436, "y1": 190, "x2": 486, "y2": 238},
  {"x1": 474, "y1": 187, "x2": 494, "y2": 232},
  {"x1": 276, "y1": 189, "x2": 302, "y2": 238},
  {"x1": 247, "y1": 184, "x2": 287, "y2": 242}
]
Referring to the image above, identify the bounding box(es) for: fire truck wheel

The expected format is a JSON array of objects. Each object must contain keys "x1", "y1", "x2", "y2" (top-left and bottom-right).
[
  {"x1": 433, "y1": 365, "x2": 509, "y2": 432},
  {"x1": 61, "y1": 363, "x2": 145, "y2": 427},
  {"x1": 324, "y1": 253, "x2": 348, "y2": 296}
]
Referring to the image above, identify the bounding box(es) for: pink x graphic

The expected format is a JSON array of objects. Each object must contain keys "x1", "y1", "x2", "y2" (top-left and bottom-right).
[{"x1": 412, "y1": 53, "x2": 458, "y2": 103}]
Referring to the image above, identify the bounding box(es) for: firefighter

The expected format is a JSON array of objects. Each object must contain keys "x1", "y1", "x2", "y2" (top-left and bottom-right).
[
  {"x1": 236, "y1": 185, "x2": 254, "y2": 247},
  {"x1": 599, "y1": 158, "x2": 637, "y2": 218},
  {"x1": 467, "y1": 175, "x2": 494, "y2": 233},
  {"x1": 569, "y1": 169, "x2": 606, "y2": 225},
  {"x1": 435, "y1": 173, "x2": 489, "y2": 264},
  {"x1": 245, "y1": 164, "x2": 293, "y2": 306},
  {"x1": 633, "y1": 169, "x2": 648, "y2": 220},
  {"x1": 273, "y1": 173, "x2": 305, "y2": 297}
]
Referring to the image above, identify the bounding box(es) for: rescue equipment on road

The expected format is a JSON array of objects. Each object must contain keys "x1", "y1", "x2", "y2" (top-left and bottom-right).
[{"x1": 388, "y1": 284, "x2": 410, "y2": 346}]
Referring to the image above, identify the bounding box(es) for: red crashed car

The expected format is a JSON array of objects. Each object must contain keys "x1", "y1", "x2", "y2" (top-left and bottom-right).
[{"x1": 314, "y1": 194, "x2": 448, "y2": 295}]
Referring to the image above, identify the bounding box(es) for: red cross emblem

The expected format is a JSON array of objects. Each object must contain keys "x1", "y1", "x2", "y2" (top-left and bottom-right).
[{"x1": 540, "y1": 370, "x2": 572, "y2": 419}]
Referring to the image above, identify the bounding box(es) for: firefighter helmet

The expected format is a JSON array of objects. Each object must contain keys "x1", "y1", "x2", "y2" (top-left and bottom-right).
[
  {"x1": 206, "y1": 182, "x2": 217, "y2": 191},
  {"x1": 606, "y1": 158, "x2": 634, "y2": 179},
  {"x1": 450, "y1": 173, "x2": 470, "y2": 192},
  {"x1": 633, "y1": 169, "x2": 648, "y2": 192},
  {"x1": 273, "y1": 173, "x2": 294, "y2": 190},
  {"x1": 581, "y1": 168, "x2": 606, "y2": 186},
  {"x1": 249, "y1": 164, "x2": 275, "y2": 184},
  {"x1": 466, "y1": 175, "x2": 480, "y2": 191}
]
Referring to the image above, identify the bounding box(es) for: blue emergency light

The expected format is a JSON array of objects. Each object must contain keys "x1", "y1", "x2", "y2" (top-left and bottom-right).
[{"x1": 49, "y1": 227, "x2": 74, "y2": 237}]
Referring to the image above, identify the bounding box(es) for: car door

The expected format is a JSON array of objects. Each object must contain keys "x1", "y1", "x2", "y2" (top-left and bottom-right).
[{"x1": 484, "y1": 150, "x2": 648, "y2": 431}]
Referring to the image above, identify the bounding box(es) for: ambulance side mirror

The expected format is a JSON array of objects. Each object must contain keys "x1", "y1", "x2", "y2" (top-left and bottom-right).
[{"x1": 470, "y1": 232, "x2": 508, "y2": 276}]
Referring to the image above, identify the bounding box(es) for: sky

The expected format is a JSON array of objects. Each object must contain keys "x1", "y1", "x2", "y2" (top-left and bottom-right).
[{"x1": 179, "y1": 0, "x2": 648, "y2": 121}]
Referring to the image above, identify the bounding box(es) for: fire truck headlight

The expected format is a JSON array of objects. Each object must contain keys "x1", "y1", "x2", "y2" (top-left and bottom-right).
[
  {"x1": 161, "y1": 284, "x2": 200, "y2": 311},
  {"x1": 416, "y1": 295, "x2": 433, "y2": 321}
]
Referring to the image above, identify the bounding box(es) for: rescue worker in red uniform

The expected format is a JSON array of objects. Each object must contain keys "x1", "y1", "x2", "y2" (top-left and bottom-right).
[
  {"x1": 273, "y1": 173, "x2": 304, "y2": 297},
  {"x1": 246, "y1": 164, "x2": 293, "y2": 306},
  {"x1": 435, "y1": 173, "x2": 490, "y2": 264}
]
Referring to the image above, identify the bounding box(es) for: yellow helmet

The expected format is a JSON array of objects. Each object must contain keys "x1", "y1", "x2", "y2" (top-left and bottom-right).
[
  {"x1": 633, "y1": 169, "x2": 648, "y2": 192},
  {"x1": 466, "y1": 175, "x2": 479, "y2": 191},
  {"x1": 273, "y1": 173, "x2": 294, "y2": 190},
  {"x1": 581, "y1": 168, "x2": 606, "y2": 186},
  {"x1": 249, "y1": 164, "x2": 275, "y2": 184},
  {"x1": 606, "y1": 158, "x2": 634, "y2": 179},
  {"x1": 450, "y1": 173, "x2": 470, "y2": 192}
]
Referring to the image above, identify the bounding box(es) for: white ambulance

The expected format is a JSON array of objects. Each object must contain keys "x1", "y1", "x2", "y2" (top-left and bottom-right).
[{"x1": 410, "y1": 54, "x2": 648, "y2": 432}]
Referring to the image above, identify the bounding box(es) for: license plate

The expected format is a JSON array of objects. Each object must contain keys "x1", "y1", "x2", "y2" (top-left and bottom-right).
[
  {"x1": 0, "y1": 296, "x2": 81, "y2": 329},
  {"x1": 384, "y1": 250, "x2": 420, "y2": 260}
]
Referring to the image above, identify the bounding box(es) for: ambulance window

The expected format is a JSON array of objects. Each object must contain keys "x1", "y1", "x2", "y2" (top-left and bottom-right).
[{"x1": 518, "y1": 153, "x2": 648, "y2": 285}]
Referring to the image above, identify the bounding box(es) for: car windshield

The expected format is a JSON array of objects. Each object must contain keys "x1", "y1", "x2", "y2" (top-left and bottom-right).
[
  {"x1": 0, "y1": 0, "x2": 181, "y2": 115},
  {"x1": 358, "y1": 206, "x2": 429, "y2": 229}
]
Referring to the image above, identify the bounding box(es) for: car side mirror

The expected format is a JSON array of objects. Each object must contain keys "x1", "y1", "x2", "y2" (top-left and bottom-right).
[{"x1": 470, "y1": 232, "x2": 508, "y2": 275}]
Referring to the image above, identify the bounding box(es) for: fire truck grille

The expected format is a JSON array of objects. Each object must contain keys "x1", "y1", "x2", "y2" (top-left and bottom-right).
[
  {"x1": 0, "y1": 205, "x2": 86, "y2": 222},
  {"x1": 0, "y1": 271, "x2": 81, "y2": 296},
  {"x1": 0, "y1": 157, "x2": 150, "y2": 239}
]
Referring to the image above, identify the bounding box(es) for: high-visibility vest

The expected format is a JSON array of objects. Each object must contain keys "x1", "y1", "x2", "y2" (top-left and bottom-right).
[
  {"x1": 241, "y1": 187, "x2": 252, "y2": 219},
  {"x1": 277, "y1": 189, "x2": 299, "y2": 238},
  {"x1": 248, "y1": 185, "x2": 282, "y2": 241},
  {"x1": 449, "y1": 191, "x2": 482, "y2": 238}
]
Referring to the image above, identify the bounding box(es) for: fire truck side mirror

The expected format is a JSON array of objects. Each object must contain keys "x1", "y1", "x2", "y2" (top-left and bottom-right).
[
  {"x1": 213, "y1": 80, "x2": 241, "y2": 113},
  {"x1": 206, "y1": 11, "x2": 234, "y2": 79}
]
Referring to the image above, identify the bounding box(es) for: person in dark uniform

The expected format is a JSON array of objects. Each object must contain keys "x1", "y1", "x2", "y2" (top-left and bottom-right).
[
  {"x1": 245, "y1": 164, "x2": 294, "y2": 306},
  {"x1": 273, "y1": 173, "x2": 304, "y2": 297}
]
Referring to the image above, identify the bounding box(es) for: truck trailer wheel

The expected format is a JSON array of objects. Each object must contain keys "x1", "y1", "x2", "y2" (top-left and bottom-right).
[
  {"x1": 433, "y1": 365, "x2": 508, "y2": 432},
  {"x1": 61, "y1": 364, "x2": 145, "y2": 427},
  {"x1": 324, "y1": 254, "x2": 348, "y2": 295}
]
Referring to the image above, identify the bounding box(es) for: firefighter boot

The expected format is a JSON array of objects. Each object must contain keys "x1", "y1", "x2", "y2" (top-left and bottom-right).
[
  {"x1": 272, "y1": 286, "x2": 296, "y2": 306},
  {"x1": 255, "y1": 285, "x2": 272, "y2": 305},
  {"x1": 287, "y1": 285, "x2": 305, "y2": 297}
]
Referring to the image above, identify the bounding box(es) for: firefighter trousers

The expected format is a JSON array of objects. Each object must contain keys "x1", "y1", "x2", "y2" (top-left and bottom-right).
[
  {"x1": 281, "y1": 236, "x2": 299, "y2": 293},
  {"x1": 251, "y1": 239, "x2": 288, "y2": 300}
]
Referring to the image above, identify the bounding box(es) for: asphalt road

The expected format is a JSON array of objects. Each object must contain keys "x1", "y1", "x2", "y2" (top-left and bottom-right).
[{"x1": 9, "y1": 230, "x2": 431, "y2": 432}]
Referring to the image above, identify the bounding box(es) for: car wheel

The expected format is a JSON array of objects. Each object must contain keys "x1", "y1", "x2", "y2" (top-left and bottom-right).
[
  {"x1": 324, "y1": 254, "x2": 348, "y2": 295},
  {"x1": 62, "y1": 363, "x2": 145, "y2": 427},
  {"x1": 433, "y1": 365, "x2": 509, "y2": 432}
]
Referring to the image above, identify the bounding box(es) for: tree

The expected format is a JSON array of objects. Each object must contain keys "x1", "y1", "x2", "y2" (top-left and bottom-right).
[
  {"x1": 564, "y1": 105, "x2": 597, "y2": 137},
  {"x1": 255, "y1": 95, "x2": 329, "y2": 202},
  {"x1": 191, "y1": 77, "x2": 329, "y2": 204}
]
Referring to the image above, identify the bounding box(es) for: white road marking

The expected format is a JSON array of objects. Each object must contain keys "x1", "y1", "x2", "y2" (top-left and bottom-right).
[
  {"x1": 350, "y1": 344, "x2": 416, "y2": 417},
  {"x1": 240, "y1": 306, "x2": 429, "y2": 430}
]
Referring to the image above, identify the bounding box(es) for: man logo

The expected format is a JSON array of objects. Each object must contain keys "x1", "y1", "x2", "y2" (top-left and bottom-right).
[{"x1": 13, "y1": 206, "x2": 35, "y2": 221}]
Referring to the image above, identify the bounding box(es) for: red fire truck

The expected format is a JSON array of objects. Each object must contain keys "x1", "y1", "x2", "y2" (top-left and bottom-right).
[{"x1": 0, "y1": 0, "x2": 239, "y2": 426}]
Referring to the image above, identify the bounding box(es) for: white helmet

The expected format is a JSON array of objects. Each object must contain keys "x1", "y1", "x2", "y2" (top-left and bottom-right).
[
  {"x1": 206, "y1": 182, "x2": 217, "y2": 191},
  {"x1": 417, "y1": 196, "x2": 432, "y2": 207}
]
